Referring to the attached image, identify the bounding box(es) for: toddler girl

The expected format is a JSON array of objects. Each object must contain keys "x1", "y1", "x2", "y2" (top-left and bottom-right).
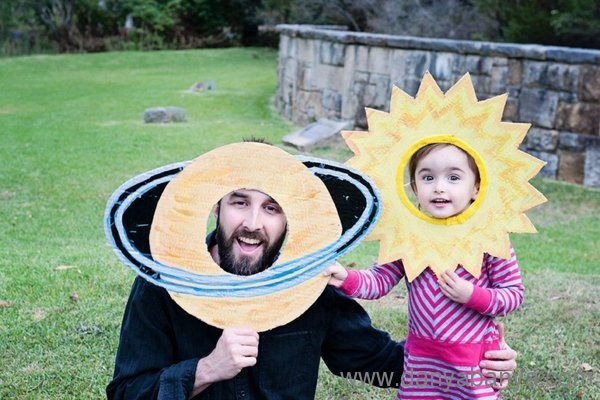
[{"x1": 326, "y1": 143, "x2": 523, "y2": 399}]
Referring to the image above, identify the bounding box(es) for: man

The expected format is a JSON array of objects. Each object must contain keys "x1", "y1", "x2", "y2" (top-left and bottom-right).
[{"x1": 107, "y1": 189, "x2": 517, "y2": 399}]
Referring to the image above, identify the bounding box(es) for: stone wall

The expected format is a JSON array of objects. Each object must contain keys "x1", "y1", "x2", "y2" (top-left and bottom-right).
[{"x1": 275, "y1": 24, "x2": 600, "y2": 188}]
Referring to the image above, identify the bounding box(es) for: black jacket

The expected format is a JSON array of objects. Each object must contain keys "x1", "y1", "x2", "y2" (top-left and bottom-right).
[{"x1": 107, "y1": 276, "x2": 404, "y2": 399}]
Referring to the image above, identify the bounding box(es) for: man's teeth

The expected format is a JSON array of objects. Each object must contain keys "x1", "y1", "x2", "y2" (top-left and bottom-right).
[{"x1": 239, "y1": 237, "x2": 261, "y2": 245}]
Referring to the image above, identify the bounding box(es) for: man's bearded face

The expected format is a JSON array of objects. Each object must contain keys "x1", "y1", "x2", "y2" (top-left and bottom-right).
[{"x1": 215, "y1": 189, "x2": 287, "y2": 275}]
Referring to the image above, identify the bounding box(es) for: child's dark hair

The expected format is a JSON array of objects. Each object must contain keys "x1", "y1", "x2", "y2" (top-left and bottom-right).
[{"x1": 408, "y1": 143, "x2": 480, "y2": 191}]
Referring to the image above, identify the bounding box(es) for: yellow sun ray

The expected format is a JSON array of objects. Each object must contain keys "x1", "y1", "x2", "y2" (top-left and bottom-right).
[{"x1": 343, "y1": 72, "x2": 547, "y2": 281}]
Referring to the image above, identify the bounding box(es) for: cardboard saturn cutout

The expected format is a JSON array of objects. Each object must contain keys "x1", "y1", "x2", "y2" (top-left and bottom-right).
[
  {"x1": 105, "y1": 142, "x2": 381, "y2": 331},
  {"x1": 342, "y1": 72, "x2": 547, "y2": 282}
]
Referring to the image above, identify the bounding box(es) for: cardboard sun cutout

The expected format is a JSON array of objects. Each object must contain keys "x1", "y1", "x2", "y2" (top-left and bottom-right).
[
  {"x1": 105, "y1": 142, "x2": 381, "y2": 331},
  {"x1": 343, "y1": 72, "x2": 547, "y2": 281}
]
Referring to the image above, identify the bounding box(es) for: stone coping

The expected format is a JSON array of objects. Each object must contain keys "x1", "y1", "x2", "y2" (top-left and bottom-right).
[{"x1": 276, "y1": 24, "x2": 600, "y2": 64}]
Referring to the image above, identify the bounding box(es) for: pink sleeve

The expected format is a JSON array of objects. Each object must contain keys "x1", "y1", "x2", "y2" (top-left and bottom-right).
[
  {"x1": 338, "y1": 260, "x2": 405, "y2": 300},
  {"x1": 464, "y1": 244, "x2": 524, "y2": 316}
]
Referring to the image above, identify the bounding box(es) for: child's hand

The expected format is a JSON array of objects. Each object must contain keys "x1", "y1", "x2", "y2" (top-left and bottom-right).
[
  {"x1": 439, "y1": 269, "x2": 473, "y2": 304},
  {"x1": 323, "y1": 262, "x2": 348, "y2": 288}
]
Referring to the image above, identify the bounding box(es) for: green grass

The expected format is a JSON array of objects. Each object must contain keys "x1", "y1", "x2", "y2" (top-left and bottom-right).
[{"x1": 1, "y1": 49, "x2": 599, "y2": 399}]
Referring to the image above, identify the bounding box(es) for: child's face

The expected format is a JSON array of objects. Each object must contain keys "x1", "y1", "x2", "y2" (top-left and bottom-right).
[{"x1": 413, "y1": 145, "x2": 479, "y2": 219}]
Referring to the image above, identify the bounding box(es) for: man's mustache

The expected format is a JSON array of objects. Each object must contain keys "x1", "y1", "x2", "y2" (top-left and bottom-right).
[{"x1": 232, "y1": 228, "x2": 268, "y2": 243}]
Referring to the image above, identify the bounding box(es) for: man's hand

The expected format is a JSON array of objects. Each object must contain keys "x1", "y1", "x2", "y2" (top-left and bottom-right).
[
  {"x1": 191, "y1": 328, "x2": 259, "y2": 397},
  {"x1": 439, "y1": 269, "x2": 474, "y2": 304},
  {"x1": 323, "y1": 262, "x2": 348, "y2": 288},
  {"x1": 480, "y1": 323, "x2": 518, "y2": 390}
]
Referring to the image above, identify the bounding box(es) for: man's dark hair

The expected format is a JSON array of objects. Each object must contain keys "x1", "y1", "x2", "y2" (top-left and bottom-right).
[{"x1": 242, "y1": 137, "x2": 272, "y2": 145}]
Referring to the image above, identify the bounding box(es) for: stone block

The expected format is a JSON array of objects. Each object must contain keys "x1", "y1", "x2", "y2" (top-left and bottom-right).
[
  {"x1": 143, "y1": 107, "x2": 186, "y2": 123},
  {"x1": 400, "y1": 78, "x2": 422, "y2": 97},
  {"x1": 278, "y1": 35, "x2": 289, "y2": 56},
  {"x1": 465, "y1": 55, "x2": 482, "y2": 74},
  {"x1": 508, "y1": 60, "x2": 523, "y2": 86},
  {"x1": 559, "y1": 91, "x2": 577, "y2": 103},
  {"x1": 283, "y1": 104, "x2": 292, "y2": 120},
  {"x1": 297, "y1": 39, "x2": 316, "y2": 65},
  {"x1": 283, "y1": 56, "x2": 298, "y2": 80},
  {"x1": 296, "y1": 90, "x2": 322, "y2": 120},
  {"x1": 283, "y1": 118, "x2": 352, "y2": 151},
  {"x1": 188, "y1": 80, "x2": 216, "y2": 93},
  {"x1": 558, "y1": 150, "x2": 584, "y2": 184},
  {"x1": 490, "y1": 57, "x2": 509, "y2": 67},
  {"x1": 451, "y1": 55, "x2": 467, "y2": 75},
  {"x1": 367, "y1": 47, "x2": 391, "y2": 74},
  {"x1": 285, "y1": 34, "x2": 296, "y2": 57},
  {"x1": 353, "y1": 45, "x2": 369, "y2": 72},
  {"x1": 389, "y1": 49, "x2": 408, "y2": 86},
  {"x1": 523, "y1": 61, "x2": 580, "y2": 91},
  {"x1": 354, "y1": 71, "x2": 369, "y2": 83},
  {"x1": 583, "y1": 137, "x2": 600, "y2": 188},
  {"x1": 547, "y1": 63, "x2": 580, "y2": 92},
  {"x1": 314, "y1": 64, "x2": 344, "y2": 89},
  {"x1": 480, "y1": 57, "x2": 494, "y2": 76},
  {"x1": 581, "y1": 65, "x2": 600, "y2": 102},
  {"x1": 472, "y1": 75, "x2": 491, "y2": 96},
  {"x1": 518, "y1": 88, "x2": 559, "y2": 129},
  {"x1": 405, "y1": 51, "x2": 432, "y2": 79},
  {"x1": 322, "y1": 88, "x2": 342, "y2": 113},
  {"x1": 319, "y1": 41, "x2": 345, "y2": 66},
  {"x1": 504, "y1": 98, "x2": 519, "y2": 120},
  {"x1": 526, "y1": 128, "x2": 559, "y2": 151},
  {"x1": 522, "y1": 61, "x2": 546, "y2": 88},
  {"x1": 354, "y1": 106, "x2": 368, "y2": 128},
  {"x1": 432, "y1": 53, "x2": 455, "y2": 81},
  {"x1": 281, "y1": 79, "x2": 293, "y2": 104},
  {"x1": 527, "y1": 150, "x2": 558, "y2": 179},
  {"x1": 490, "y1": 65, "x2": 509, "y2": 94},
  {"x1": 559, "y1": 131, "x2": 595, "y2": 151},
  {"x1": 297, "y1": 62, "x2": 313, "y2": 90},
  {"x1": 555, "y1": 102, "x2": 600, "y2": 135},
  {"x1": 369, "y1": 73, "x2": 391, "y2": 109}
]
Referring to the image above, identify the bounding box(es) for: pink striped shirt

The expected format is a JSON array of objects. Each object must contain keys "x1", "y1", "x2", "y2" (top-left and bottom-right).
[{"x1": 340, "y1": 245, "x2": 524, "y2": 399}]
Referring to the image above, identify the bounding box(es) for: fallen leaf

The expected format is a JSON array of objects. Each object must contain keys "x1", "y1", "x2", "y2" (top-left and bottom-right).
[
  {"x1": 581, "y1": 363, "x2": 593, "y2": 372},
  {"x1": 70, "y1": 292, "x2": 80, "y2": 302},
  {"x1": 55, "y1": 265, "x2": 77, "y2": 271},
  {"x1": 347, "y1": 261, "x2": 357, "y2": 268},
  {"x1": 549, "y1": 295, "x2": 562, "y2": 301},
  {"x1": 578, "y1": 390, "x2": 584, "y2": 398},
  {"x1": 0, "y1": 300, "x2": 11, "y2": 308},
  {"x1": 33, "y1": 309, "x2": 47, "y2": 321}
]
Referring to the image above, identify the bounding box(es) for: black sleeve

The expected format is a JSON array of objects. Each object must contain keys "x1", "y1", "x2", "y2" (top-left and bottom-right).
[
  {"x1": 320, "y1": 288, "x2": 405, "y2": 388},
  {"x1": 106, "y1": 277, "x2": 199, "y2": 400}
]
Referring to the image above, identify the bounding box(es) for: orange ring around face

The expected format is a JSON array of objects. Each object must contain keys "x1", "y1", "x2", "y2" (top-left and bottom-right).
[{"x1": 149, "y1": 142, "x2": 342, "y2": 331}]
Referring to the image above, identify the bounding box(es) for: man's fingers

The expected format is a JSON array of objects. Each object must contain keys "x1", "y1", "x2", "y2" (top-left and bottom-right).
[
  {"x1": 233, "y1": 345, "x2": 258, "y2": 358},
  {"x1": 480, "y1": 358, "x2": 516, "y2": 372},
  {"x1": 497, "y1": 323, "x2": 508, "y2": 350},
  {"x1": 484, "y1": 348, "x2": 518, "y2": 362},
  {"x1": 236, "y1": 354, "x2": 257, "y2": 368},
  {"x1": 225, "y1": 327, "x2": 259, "y2": 338},
  {"x1": 491, "y1": 378, "x2": 510, "y2": 390}
]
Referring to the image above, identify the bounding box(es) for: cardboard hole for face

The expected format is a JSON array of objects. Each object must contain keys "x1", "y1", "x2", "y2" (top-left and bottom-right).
[{"x1": 396, "y1": 136, "x2": 488, "y2": 226}]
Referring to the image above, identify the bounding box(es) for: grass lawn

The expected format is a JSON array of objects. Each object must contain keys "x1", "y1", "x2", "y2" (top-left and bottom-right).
[{"x1": 1, "y1": 49, "x2": 599, "y2": 399}]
